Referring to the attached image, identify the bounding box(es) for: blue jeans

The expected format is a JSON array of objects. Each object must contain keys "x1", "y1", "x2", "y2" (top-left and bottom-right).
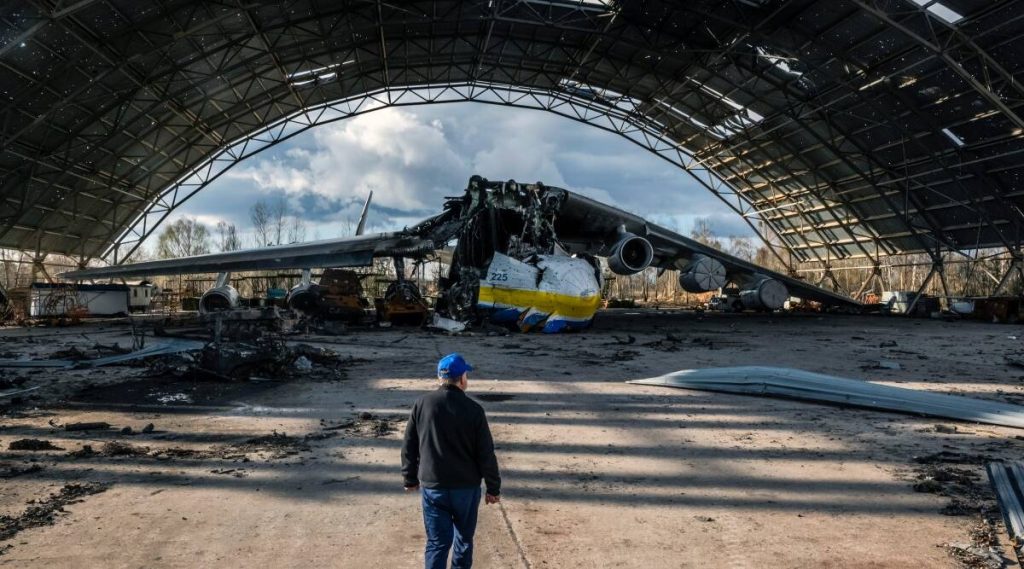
[{"x1": 421, "y1": 486, "x2": 482, "y2": 569}]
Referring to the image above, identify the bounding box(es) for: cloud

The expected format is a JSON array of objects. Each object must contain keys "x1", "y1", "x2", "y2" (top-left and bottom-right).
[
  {"x1": 170, "y1": 103, "x2": 756, "y2": 243},
  {"x1": 225, "y1": 108, "x2": 468, "y2": 213}
]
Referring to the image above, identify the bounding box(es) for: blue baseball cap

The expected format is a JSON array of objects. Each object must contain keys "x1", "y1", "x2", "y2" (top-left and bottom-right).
[{"x1": 437, "y1": 353, "x2": 474, "y2": 380}]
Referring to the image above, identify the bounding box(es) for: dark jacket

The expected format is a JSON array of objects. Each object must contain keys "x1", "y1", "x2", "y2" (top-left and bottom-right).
[{"x1": 401, "y1": 384, "x2": 501, "y2": 496}]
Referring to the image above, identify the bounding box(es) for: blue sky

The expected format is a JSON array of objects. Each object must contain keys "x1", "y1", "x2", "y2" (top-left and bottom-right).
[{"x1": 162, "y1": 103, "x2": 754, "y2": 248}]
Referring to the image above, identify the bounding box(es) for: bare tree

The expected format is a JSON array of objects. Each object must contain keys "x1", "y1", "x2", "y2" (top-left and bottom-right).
[
  {"x1": 251, "y1": 197, "x2": 306, "y2": 245},
  {"x1": 156, "y1": 218, "x2": 211, "y2": 258},
  {"x1": 216, "y1": 221, "x2": 243, "y2": 252},
  {"x1": 727, "y1": 236, "x2": 756, "y2": 261},
  {"x1": 250, "y1": 201, "x2": 272, "y2": 247},
  {"x1": 287, "y1": 215, "x2": 307, "y2": 244},
  {"x1": 270, "y1": 197, "x2": 287, "y2": 245},
  {"x1": 689, "y1": 218, "x2": 721, "y2": 249}
]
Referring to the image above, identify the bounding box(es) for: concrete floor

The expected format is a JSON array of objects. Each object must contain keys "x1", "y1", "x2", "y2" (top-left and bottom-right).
[{"x1": 0, "y1": 310, "x2": 1022, "y2": 568}]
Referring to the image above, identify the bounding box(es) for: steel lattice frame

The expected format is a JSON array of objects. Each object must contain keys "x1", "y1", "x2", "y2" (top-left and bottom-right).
[
  {"x1": 1, "y1": 0, "x2": 1023, "y2": 274},
  {"x1": 105, "y1": 82, "x2": 793, "y2": 268}
]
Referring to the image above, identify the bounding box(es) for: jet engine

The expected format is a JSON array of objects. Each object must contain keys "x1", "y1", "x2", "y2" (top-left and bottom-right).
[
  {"x1": 199, "y1": 285, "x2": 240, "y2": 314},
  {"x1": 607, "y1": 233, "x2": 654, "y2": 275},
  {"x1": 678, "y1": 255, "x2": 727, "y2": 292},
  {"x1": 286, "y1": 283, "x2": 321, "y2": 313},
  {"x1": 739, "y1": 278, "x2": 788, "y2": 310}
]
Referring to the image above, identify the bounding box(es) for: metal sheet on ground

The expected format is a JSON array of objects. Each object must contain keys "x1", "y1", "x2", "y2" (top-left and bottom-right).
[
  {"x1": 0, "y1": 339, "x2": 204, "y2": 369},
  {"x1": 987, "y1": 461, "x2": 1024, "y2": 559},
  {"x1": 629, "y1": 366, "x2": 1024, "y2": 429}
]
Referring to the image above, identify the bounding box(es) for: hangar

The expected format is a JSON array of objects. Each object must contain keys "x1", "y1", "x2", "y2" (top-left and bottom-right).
[
  {"x1": 3, "y1": 0, "x2": 1024, "y2": 292},
  {"x1": 2, "y1": 1, "x2": 1024, "y2": 567}
]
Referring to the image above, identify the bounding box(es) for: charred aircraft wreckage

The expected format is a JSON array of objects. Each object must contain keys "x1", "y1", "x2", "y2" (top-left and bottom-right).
[{"x1": 62, "y1": 176, "x2": 859, "y2": 333}]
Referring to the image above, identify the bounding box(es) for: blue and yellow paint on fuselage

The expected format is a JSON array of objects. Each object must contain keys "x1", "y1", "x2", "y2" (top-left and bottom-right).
[{"x1": 475, "y1": 253, "x2": 602, "y2": 333}]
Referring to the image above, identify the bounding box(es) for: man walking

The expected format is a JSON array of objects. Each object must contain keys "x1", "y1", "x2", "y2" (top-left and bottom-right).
[{"x1": 402, "y1": 353, "x2": 502, "y2": 569}]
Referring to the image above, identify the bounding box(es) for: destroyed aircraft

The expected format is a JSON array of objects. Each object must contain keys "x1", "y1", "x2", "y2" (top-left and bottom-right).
[{"x1": 62, "y1": 176, "x2": 860, "y2": 332}]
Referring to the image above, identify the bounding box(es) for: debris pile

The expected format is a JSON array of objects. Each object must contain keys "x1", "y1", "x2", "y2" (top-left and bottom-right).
[
  {"x1": 98, "y1": 441, "x2": 150, "y2": 457},
  {"x1": 8, "y1": 439, "x2": 63, "y2": 451},
  {"x1": 0, "y1": 463, "x2": 43, "y2": 479},
  {"x1": 62, "y1": 421, "x2": 111, "y2": 432},
  {"x1": 0, "y1": 483, "x2": 109, "y2": 549},
  {"x1": 319, "y1": 413, "x2": 400, "y2": 438},
  {"x1": 943, "y1": 517, "x2": 1006, "y2": 569},
  {"x1": 145, "y1": 338, "x2": 348, "y2": 381},
  {"x1": 910, "y1": 460, "x2": 990, "y2": 516},
  {"x1": 230, "y1": 431, "x2": 310, "y2": 459}
]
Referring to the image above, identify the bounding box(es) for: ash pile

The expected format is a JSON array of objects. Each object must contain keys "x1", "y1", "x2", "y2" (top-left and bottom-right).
[{"x1": 154, "y1": 339, "x2": 347, "y2": 382}]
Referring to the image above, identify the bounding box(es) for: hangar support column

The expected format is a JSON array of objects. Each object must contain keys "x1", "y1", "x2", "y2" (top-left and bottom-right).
[{"x1": 993, "y1": 251, "x2": 1024, "y2": 296}]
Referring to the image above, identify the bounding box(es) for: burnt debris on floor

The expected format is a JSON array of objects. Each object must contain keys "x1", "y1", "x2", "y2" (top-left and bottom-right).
[{"x1": 0, "y1": 483, "x2": 109, "y2": 555}]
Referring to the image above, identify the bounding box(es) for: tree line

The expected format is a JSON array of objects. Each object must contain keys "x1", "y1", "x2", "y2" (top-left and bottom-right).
[
  {"x1": 153, "y1": 197, "x2": 306, "y2": 259},
  {"x1": 2, "y1": 214, "x2": 1020, "y2": 305}
]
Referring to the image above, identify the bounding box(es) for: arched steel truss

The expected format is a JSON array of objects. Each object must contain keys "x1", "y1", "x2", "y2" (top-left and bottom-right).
[
  {"x1": 1, "y1": 0, "x2": 1023, "y2": 280},
  {"x1": 105, "y1": 81, "x2": 796, "y2": 269}
]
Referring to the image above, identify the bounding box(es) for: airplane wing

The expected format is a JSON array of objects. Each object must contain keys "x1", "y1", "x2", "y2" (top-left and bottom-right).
[
  {"x1": 552, "y1": 190, "x2": 860, "y2": 308},
  {"x1": 59, "y1": 232, "x2": 437, "y2": 280}
]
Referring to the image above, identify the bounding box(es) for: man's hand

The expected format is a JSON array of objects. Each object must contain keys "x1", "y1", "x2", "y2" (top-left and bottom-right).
[
  {"x1": 485, "y1": 493, "x2": 500, "y2": 505},
  {"x1": 404, "y1": 484, "x2": 420, "y2": 492}
]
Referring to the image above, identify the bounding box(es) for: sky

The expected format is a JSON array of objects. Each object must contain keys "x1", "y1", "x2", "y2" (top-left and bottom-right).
[{"x1": 159, "y1": 103, "x2": 755, "y2": 249}]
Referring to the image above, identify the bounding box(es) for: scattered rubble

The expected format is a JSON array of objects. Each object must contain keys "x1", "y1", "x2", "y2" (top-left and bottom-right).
[
  {"x1": 99, "y1": 441, "x2": 150, "y2": 457},
  {"x1": 144, "y1": 337, "x2": 349, "y2": 381},
  {"x1": 197, "y1": 338, "x2": 293, "y2": 380},
  {"x1": 943, "y1": 517, "x2": 1007, "y2": 569},
  {"x1": 8, "y1": 439, "x2": 63, "y2": 451},
  {"x1": 209, "y1": 468, "x2": 247, "y2": 478},
  {"x1": 0, "y1": 483, "x2": 109, "y2": 550},
  {"x1": 68, "y1": 445, "x2": 96, "y2": 458},
  {"x1": 290, "y1": 344, "x2": 342, "y2": 365},
  {"x1": 293, "y1": 356, "x2": 312, "y2": 372},
  {"x1": 228, "y1": 432, "x2": 310, "y2": 459},
  {"x1": 642, "y1": 333, "x2": 718, "y2": 351},
  {"x1": 0, "y1": 377, "x2": 27, "y2": 390},
  {"x1": 319, "y1": 414, "x2": 399, "y2": 438},
  {"x1": 0, "y1": 463, "x2": 43, "y2": 479},
  {"x1": 63, "y1": 421, "x2": 111, "y2": 432}
]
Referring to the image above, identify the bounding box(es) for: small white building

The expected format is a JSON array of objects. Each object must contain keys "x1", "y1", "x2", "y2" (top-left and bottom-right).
[
  {"x1": 128, "y1": 283, "x2": 156, "y2": 313},
  {"x1": 30, "y1": 283, "x2": 130, "y2": 318}
]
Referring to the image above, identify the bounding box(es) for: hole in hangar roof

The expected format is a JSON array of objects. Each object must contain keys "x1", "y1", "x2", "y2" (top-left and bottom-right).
[{"x1": 909, "y1": 0, "x2": 964, "y2": 25}]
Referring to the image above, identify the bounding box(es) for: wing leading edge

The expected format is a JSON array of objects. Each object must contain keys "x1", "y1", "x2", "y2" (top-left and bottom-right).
[{"x1": 60, "y1": 232, "x2": 432, "y2": 280}]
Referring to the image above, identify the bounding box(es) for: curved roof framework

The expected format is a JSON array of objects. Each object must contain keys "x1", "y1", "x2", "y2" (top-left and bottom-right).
[{"x1": 2, "y1": 0, "x2": 1023, "y2": 270}]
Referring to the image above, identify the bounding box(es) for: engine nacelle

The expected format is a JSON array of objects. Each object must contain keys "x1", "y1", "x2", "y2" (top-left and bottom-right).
[
  {"x1": 199, "y1": 285, "x2": 239, "y2": 314},
  {"x1": 739, "y1": 278, "x2": 788, "y2": 311},
  {"x1": 607, "y1": 233, "x2": 654, "y2": 275},
  {"x1": 286, "y1": 283, "x2": 322, "y2": 313},
  {"x1": 678, "y1": 255, "x2": 727, "y2": 292}
]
